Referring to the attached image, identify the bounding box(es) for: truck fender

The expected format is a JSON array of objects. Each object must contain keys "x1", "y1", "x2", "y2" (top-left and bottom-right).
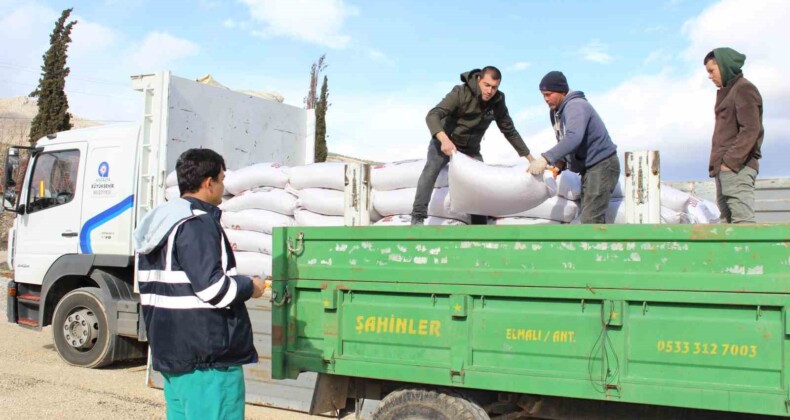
[{"x1": 39, "y1": 254, "x2": 136, "y2": 337}]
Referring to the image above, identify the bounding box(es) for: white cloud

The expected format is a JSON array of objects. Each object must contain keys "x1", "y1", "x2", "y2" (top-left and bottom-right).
[
  {"x1": 368, "y1": 48, "x2": 394, "y2": 65},
  {"x1": 643, "y1": 49, "x2": 671, "y2": 66},
  {"x1": 70, "y1": 16, "x2": 119, "y2": 56},
  {"x1": 0, "y1": 3, "x2": 57, "y2": 72},
  {"x1": 241, "y1": 0, "x2": 358, "y2": 49},
  {"x1": 507, "y1": 62, "x2": 531, "y2": 72},
  {"x1": 579, "y1": 39, "x2": 614, "y2": 64},
  {"x1": 327, "y1": 91, "x2": 438, "y2": 162},
  {"x1": 127, "y1": 32, "x2": 200, "y2": 74}
]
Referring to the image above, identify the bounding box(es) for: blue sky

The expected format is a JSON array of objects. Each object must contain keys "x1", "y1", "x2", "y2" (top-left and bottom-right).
[{"x1": 1, "y1": 0, "x2": 787, "y2": 180}]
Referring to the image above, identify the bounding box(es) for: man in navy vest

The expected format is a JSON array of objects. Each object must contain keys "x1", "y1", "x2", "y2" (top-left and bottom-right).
[{"x1": 134, "y1": 148, "x2": 267, "y2": 419}]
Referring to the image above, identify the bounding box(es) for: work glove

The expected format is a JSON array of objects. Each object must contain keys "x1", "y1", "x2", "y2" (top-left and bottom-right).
[{"x1": 527, "y1": 156, "x2": 548, "y2": 176}]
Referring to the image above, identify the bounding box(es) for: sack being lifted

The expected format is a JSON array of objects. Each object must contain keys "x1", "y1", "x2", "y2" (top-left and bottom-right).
[{"x1": 447, "y1": 152, "x2": 556, "y2": 216}]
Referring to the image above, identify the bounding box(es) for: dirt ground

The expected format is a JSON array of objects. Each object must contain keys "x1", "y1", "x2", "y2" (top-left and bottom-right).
[{"x1": 0, "y1": 276, "x2": 321, "y2": 420}]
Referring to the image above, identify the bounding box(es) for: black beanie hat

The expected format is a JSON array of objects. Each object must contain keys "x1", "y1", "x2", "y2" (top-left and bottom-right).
[{"x1": 539, "y1": 71, "x2": 569, "y2": 93}]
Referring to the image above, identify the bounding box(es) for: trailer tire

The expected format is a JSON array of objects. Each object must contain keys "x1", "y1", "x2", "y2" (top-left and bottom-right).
[
  {"x1": 52, "y1": 287, "x2": 115, "y2": 368},
  {"x1": 371, "y1": 388, "x2": 489, "y2": 420}
]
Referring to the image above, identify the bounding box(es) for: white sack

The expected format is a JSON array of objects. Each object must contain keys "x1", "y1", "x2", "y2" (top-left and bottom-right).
[
  {"x1": 505, "y1": 196, "x2": 579, "y2": 223},
  {"x1": 167, "y1": 169, "x2": 234, "y2": 194},
  {"x1": 219, "y1": 187, "x2": 297, "y2": 215},
  {"x1": 605, "y1": 199, "x2": 626, "y2": 224},
  {"x1": 294, "y1": 208, "x2": 344, "y2": 226},
  {"x1": 223, "y1": 163, "x2": 289, "y2": 194},
  {"x1": 556, "y1": 172, "x2": 582, "y2": 201},
  {"x1": 288, "y1": 162, "x2": 346, "y2": 190},
  {"x1": 660, "y1": 207, "x2": 691, "y2": 224},
  {"x1": 295, "y1": 188, "x2": 345, "y2": 216},
  {"x1": 686, "y1": 196, "x2": 721, "y2": 224},
  {"x1": 611, "y1": 177, "x2": 625, "y2": 199},
  {"x1": 374, "y1": 215, "x2": 466, "y2": 226},
  {"x1": 233, "y1": 251, "x2": 272, "y2": 277},
  {"x1": 661, "y1": 185, "x2": 692, "y2": 213},
  {"x1": 373, "y1": 187, "x2": 470, "y2": 223},
  {"x1": 492, "y1": 217, "x2": 562, "y2": 226},
  {"x1": 225, "y1": 230, "x2": 272, "y2": 254},
  {"x1": 603, "y1": 200, "x2": 694, "y2": 225},
  {"x1": 166, "y1": 170, "x2": 178, "y2": 188},
  {"x1": 448, "y1": 152, "x2": 556, "y2": 216},
  {"x1": 370, "y1": 207, "x2": 383, "y2": 223},
  {"x1": 222, "y1": 209, "x2": 295, "y2": 234},
  {"x1": 370, "y1": 159, "x2": 448, "y2": 191},
  {"x1": 165, "y1": 186, "x2": 180, "y2": 201}
]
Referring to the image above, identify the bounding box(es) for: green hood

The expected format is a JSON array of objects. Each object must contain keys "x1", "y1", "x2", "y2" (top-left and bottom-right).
[
  {"x1": 714, "y1": 47, "x2": 746, "y2": 87},
  {"x1": 460, "y1": 69, "x2": 482, "y2": 96}
]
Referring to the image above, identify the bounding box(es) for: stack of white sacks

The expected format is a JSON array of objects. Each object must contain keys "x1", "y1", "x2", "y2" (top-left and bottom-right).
[
  {"x1": 371, "y1": 159, "x2": 469, "y2": 226},
  {"x1": 165, "y1": 164, "x2": 296, "y2": 277},
  {"x1": 161, "y1": 154, "x2": 721, "y2": 278},
  {"x1": 287, "y1": 162, "x2": 348, "y2": 227},
  {"x1": 602, "y1": 179, "x2": 720, "y2": 224},
  {"x1": 218, "y1": 163, "x2": 295, "y2": 277}
]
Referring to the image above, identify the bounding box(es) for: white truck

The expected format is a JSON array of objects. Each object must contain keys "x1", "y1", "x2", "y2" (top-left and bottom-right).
[{"x1": 3, "y1": 71, "x2": 315, "y2": 368}]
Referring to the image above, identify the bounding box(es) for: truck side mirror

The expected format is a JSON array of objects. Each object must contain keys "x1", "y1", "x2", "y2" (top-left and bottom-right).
[{"x1": 3, "y1": 146, "x2": 33, "y2": 213}]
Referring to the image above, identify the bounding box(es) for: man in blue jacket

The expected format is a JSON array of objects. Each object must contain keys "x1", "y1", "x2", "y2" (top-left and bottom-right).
[
  {"x1": 133, "y1": 148, "x2": 267, "y2": 419},
  {"x1": 528, "y1": 71, "x2": 620, "y2": 223}
]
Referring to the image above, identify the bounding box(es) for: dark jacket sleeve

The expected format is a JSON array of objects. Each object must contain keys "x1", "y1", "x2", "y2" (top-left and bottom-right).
[
  {"x1": 426, "y1": 86, "x2": 461, "y2": 137},
  {"x1": 495, "y1": 94, "x2": 530, "y2": 157},
  {"x1": 543, "y1": 101, "x2": 589, "y2": 165},
  {"x1": 175, "y1": 218, "x2": 254, "y2": 308},
  {"x1": 723, "y1": 84, "x2": 763, "y2": 172}
]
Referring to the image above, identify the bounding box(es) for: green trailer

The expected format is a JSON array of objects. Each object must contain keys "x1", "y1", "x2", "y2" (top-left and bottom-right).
[{"x1": 271, "y1": 224, "x2": 790, "y2": 418}]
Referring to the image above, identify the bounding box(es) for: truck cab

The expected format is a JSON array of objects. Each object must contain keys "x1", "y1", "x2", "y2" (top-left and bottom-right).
[{"x1": 4, "y1": 124, "x2": 143, "y2": 367}]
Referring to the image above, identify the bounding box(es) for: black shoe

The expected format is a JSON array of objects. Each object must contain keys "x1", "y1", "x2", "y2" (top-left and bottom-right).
[{"x1": 410, "y1": 216, "x2": 425, "y2": 226}]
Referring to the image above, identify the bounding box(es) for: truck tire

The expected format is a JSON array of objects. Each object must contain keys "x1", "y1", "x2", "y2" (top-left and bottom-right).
[
  {"x1": 371, "y1": 388, "x2": 489, "y2": 420},
  {"x1": 52, "y1": 287, "x2": 116, "y2": 368}
]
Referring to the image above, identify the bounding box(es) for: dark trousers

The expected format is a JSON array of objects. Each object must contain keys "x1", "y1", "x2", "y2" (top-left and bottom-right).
[
  {"x1": 412, "y1": 139, "x2": 486, "y2": 224},
  {"x1": 579, "y1": 153, "x2": 620, "y2": 224}
]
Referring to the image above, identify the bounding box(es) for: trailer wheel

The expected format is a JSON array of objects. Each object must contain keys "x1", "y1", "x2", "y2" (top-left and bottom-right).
[
  {"x1": 52, "y1": 287, "x2": 115, "y2": 368},
  {"x1": 371, "y1": 388, "x2": 489, "y2": 420}
]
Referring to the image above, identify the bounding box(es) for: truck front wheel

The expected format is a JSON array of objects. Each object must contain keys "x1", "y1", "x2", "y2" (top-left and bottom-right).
[
  {"x1": 52, "y1": 287, "x2": 115, "y2": 368},
  {"x1": 372, "y1": 388, "x2": 489, "y2": 420}
]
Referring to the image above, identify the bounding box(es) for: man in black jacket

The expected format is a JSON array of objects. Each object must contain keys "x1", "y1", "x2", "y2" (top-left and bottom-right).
[
  {"x1": 410, "y1": 66, "x2": 534, "y2": 225},
  {"x1": 133, "y1": 148, "x2": 267, "y2": 419}
]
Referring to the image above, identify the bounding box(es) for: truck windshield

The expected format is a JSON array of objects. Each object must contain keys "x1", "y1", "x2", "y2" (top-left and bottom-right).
[{"x1": 27, "y1": 149, "x2": 80, "y2": 213}]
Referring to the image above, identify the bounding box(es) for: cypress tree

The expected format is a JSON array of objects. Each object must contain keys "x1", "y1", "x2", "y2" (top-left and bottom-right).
[
  {"x1": 29, "y1": 8, "x2": 77, "y2": 143},
  {"x1": 314, "y1": 75, "x2": 329, "y2": 163}
]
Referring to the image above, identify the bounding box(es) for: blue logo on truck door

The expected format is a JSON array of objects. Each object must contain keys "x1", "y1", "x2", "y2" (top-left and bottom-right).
[{"x1": 98, "y1": 162, "x2": 109, "y2": 177}]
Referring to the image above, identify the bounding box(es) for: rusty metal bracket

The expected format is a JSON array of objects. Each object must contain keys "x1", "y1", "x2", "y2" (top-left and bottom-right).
[
  {"x1": 271, "y1": 286, "x2": 291, "y2": 307},
  {"x1": 287, "y1": 232, "x2": 304, "y2": 255}
]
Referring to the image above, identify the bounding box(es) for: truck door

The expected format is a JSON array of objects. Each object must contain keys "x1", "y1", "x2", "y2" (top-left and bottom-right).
[{"x1": 14, "y1": 143, "x2": 86, "y2": 285}]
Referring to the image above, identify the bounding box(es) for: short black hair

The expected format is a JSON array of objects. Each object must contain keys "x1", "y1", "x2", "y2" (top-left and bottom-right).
[
  {"x1": 176, "y1": 148, "x2": 226, "y2": 194},
  {"x1": 704, "y1": 50, "x2": 716, "y2": 65},
  {"x1": 481, "y1": 66, "x2": 502, "y2": 81}
]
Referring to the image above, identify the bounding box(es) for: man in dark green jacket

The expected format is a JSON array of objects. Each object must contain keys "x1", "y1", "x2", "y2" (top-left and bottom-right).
[
  {"x1": 704, "y1": 47, "x2": 763, "y2": 224},
  {"x1": 411, "y1": 66, "x2": 534, "y2": 225}
]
